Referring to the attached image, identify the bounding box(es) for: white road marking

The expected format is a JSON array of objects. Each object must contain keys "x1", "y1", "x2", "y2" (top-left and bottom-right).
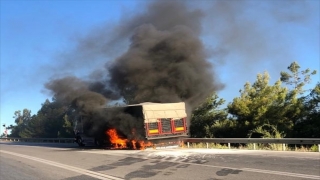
[
  {"x1": 0, "y1": 150, "x2": 124, "y2": 180},
  {"x1": 2, "y1": 143, "x2": 319, "y2": 179},
  {"x1": 81, "y1": 150, "x2": 320, "y2": 179},
  {"x1": 0, "y1": 142, "x2": 74, "y2": 151}
]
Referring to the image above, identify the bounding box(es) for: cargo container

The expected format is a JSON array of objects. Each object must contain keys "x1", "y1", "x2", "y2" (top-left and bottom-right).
[{"x1": 74, "y1": 102, "x2": 189, "y2": 148}]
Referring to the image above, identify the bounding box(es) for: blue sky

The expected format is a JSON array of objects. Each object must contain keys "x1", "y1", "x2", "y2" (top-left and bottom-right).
[{"x1": 1, "y1": 0, "x2": 319, "y2": 134}]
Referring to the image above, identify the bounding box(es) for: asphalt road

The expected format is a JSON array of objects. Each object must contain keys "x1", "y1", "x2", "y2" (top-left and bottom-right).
[{"x1": 0, "y1": 142, "x2": 319, "y2": 180}]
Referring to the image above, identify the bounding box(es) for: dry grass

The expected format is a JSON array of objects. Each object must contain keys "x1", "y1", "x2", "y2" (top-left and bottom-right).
[{"x1": 180, "y1": 142, "x2": 319, "y2": 152}]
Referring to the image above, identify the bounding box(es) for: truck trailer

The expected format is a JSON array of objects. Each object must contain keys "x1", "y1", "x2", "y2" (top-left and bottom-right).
[{"x1": 74, "y1": 102, "x2": 189, "y2": 148}]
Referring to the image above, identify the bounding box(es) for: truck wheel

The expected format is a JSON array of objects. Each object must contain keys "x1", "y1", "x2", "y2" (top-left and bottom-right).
[
  {"x1": 95, "y1": 139, "x2": 103, "y2": 147},
  {"x1": 77, "y1": 137, "x2": 85, "y2": 147}
]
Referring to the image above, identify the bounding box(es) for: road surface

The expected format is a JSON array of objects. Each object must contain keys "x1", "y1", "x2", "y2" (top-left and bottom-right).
[{"x1": 0, "y1": 142, "x2": 319, "y2": 180}]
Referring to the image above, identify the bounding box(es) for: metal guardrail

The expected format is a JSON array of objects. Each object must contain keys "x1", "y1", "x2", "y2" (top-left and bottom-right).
[
  {"x1": 0, "y1": 137, "x2": 74, "y2": 143},
  {"x1": 183, "y1": 138, "x2": 320, "y2": 144},
  {"x1": 183, "y1": 138, "x2": 320, "y2": 152},
  {"x1": 1, "y1": 137, "x2": 320, "y2": 152}
]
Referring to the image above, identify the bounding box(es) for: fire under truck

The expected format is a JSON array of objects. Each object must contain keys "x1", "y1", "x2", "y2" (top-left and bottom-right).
[{"x1": 74, "y1": 102, "x2": 189, "y2": 148}]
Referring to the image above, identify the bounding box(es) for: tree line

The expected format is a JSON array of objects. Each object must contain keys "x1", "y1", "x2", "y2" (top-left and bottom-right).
[
  {"x1": 4, "y1": 62, "x2": 319, "y2": 138},
  {"x1": 190, "y1": 62, "x2": 319, "y2": 138}
]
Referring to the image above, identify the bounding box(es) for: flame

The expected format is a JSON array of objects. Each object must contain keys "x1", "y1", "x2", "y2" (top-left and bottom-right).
[
  {"x1": 131, "y1": 140, "x2": 136, "y2": 149},
  {"x1": 106, "y1": 128, "x2": 153, "y2": 150},
  {"x1": 139, "y1": 141, "x2": 153, "y2": 149},
  {"x1": 106, "y1": 129, "x2": 127, "y2": 148}
]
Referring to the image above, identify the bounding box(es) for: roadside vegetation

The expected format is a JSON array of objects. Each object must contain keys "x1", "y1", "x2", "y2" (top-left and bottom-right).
[
  {"x1": 189, "y1": 61, "x2": 319, "y2": 139},
  {"x1": 2, "y1": 62, "x2": 319, "y2": 148},
  {"x1": 180, "y1": 142, "x2": 319, "y2": 152}
]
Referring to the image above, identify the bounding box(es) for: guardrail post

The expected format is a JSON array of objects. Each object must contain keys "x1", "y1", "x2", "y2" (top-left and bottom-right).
[
  {"x1": 228, "y1": 143, "x2": 231, "y2": 149},
  {"x1": 206, "y1": 143, "x2": 208, "y2": 149},
  {"x1": 282, "y1": 144, "x2": 286, "y2": 151},
  {"x1": 187, "y1": 142, "x2": 190, "y2": 148},
  {"x1": 318, "y1": 144, "x2": 320, "y2": 152},
  {"x1": 253, "y1": 143, "x2": 256, "y2": 150}
]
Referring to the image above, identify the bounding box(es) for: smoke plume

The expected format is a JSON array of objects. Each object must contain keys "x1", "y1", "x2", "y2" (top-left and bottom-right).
[
  {"x1": 44, "y1": 0, "x2": 317, "y2": 139},
  {"x1": 45, "y1": 76, "x2": 108, "y2": 113},
  {"x1": 108, "y1": 23, "x2": 218, "y2": 106},
  {"x1": 46, "y1": 1, "x2": 220, "y2": 109},
  {"x1": 45, "y1": 1, "x2": 219, "y2": 139}
]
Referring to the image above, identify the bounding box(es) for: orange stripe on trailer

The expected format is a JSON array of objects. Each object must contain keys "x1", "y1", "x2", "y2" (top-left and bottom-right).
[
  {"x1": 175, "y1": 127, "x2": 184, "y2": 131},
  {"x1": 149, "y1": 129, "x2": 159, "y2": 134}
]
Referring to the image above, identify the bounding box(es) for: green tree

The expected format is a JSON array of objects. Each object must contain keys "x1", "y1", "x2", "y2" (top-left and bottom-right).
[
  {"x1": 280, "y1": 61, "x2": 317, "y2": 137},
  {"x1": 60, "y1": 114, "x2": 74, "y2": 137},
  {"x1": 8, "y1": 99, "x2": 74, "y2": 138},
  {"x1": 228, "y1": 71, "x2": 290, "y2": 137},
  {"x1": 190, "y1": 93, "x2": 227, "y2": 138},
  {"x1": 210, "y1": 119, "x2": 239, "y2": 138},
  {"x1": 13, "y1": 109, "x2": 32, "y2": 126},
  {"x1": 293, "y1": 83, "x2": 320, "y2": 137},
  {"x1": 36, "y1": 99, "x2": 71, "y2": 138},
  {"x1": 248, "y1": 124, "x2": 286, "y2": 150},
  {"x1": 9, "y1": 109, "x2": 32, "y2": 138},
  {"x1": 25, "y1": 115, "x2": 46, "y2": 137},
  {"x1": 280, "y1": 61, "x2": 317, "y2": 94},
  {"x1": 248, "y1": 124, "x2": 286, "y2": 138}
]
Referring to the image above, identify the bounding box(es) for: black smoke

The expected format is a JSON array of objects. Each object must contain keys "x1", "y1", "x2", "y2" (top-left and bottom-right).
[
  {"x1": 108, "y1": 23, "x2": 219, "y2": 107},
  {"x1": 45, "y1": 76, "x2": 107, "y2": 114},
  {"x1": 46, "y1": 1, "x2": 220, "y2": 109},
  {"x1": 46, "y1": 0, "x2": 315, "y2": 139},
  {"x1": 45, "y1": 1, "x2": 219, "y2": 139}
]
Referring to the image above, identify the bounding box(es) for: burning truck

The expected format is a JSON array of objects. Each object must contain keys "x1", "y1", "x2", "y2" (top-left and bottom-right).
[{"x1": 74, "y1": 102, "x2": 188, "y2": 149}]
